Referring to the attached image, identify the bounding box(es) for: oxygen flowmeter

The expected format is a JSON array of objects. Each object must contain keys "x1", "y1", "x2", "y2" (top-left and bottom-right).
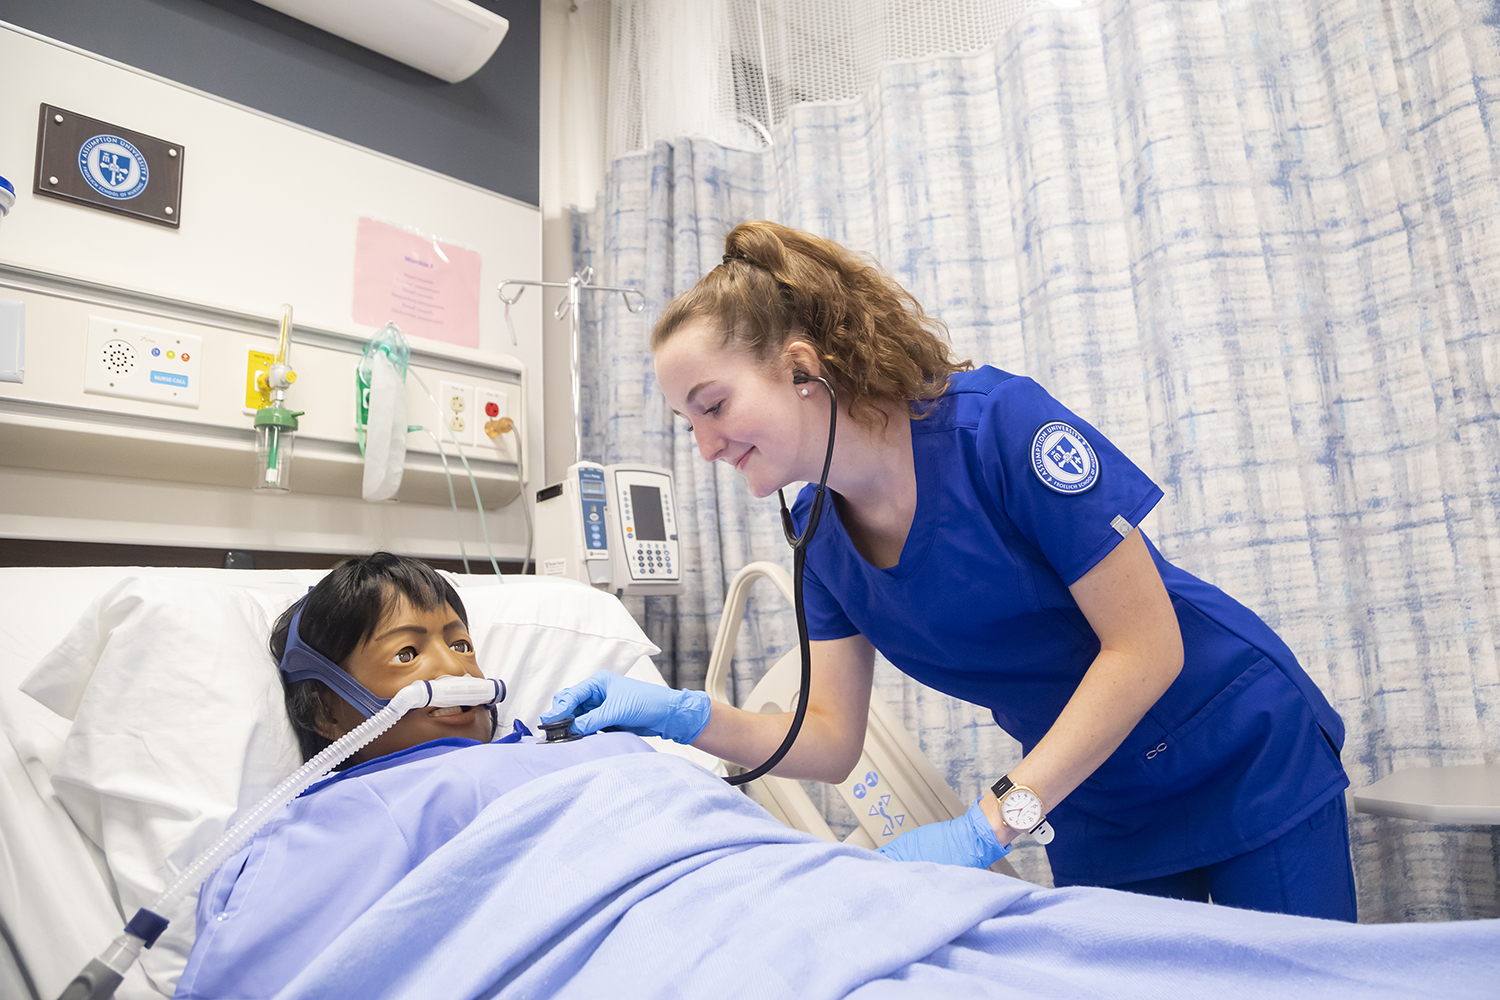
[{"x1": 253, "y1": 304, "x2": 303, "y2": 491}]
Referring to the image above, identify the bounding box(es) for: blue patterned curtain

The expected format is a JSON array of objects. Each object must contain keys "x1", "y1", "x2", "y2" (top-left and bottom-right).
[{"x1": 574, "y1": 0, "x2": 1500, "y2": 921}]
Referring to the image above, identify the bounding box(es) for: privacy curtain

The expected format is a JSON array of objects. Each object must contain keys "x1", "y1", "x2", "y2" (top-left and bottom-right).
[{"x1": 572, "y1": 0, "x2": 1500, "y2": 921}]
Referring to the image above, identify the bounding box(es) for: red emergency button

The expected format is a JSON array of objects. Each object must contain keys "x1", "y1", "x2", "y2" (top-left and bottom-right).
[{"x1": 180, "y1": 353, "x2": 190, "y2": 362}]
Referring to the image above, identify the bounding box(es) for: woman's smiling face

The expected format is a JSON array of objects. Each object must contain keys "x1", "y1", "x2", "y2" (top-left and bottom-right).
[
  {"x1": 320, "y1": 593, "x2": 492, "y2": 762},
  {"x1": 654, "y1": 319, "x2": 826, "y2": 498}
]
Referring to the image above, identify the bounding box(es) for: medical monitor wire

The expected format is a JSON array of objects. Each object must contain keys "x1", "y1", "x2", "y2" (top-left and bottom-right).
[
  {"x1": 724, "y1": 372, "x2": 835, "y2": 787},
  {"x1": 409, "y1": 368, "x2": 503, "y2": 578},
  {"x1": 422, "y1": 426, "x2": 472, "y2": 573}
]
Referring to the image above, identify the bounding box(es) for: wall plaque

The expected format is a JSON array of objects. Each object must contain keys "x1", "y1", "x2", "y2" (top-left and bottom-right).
[{"x1": 33, "y1": 104, "x2": 184, "y2": 229}]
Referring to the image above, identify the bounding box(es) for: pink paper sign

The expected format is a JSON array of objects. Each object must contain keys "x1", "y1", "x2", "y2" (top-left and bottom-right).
[{"x1": 353, "y1": 217, "x2": 481, "y2": 347}]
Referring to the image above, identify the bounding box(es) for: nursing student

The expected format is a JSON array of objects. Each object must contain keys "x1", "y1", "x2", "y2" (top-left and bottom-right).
[{"x1": 545, "y1": 221, "x2": 1356, "y2": 919}]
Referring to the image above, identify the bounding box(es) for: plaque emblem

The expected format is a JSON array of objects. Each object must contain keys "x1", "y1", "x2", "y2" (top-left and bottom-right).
[
  {"x1": 1030, "y1": 421, "x2": 1099, "y2": 494},
  {"x1": 78, "y1": 134, "x2": 149, "y2": 200}
]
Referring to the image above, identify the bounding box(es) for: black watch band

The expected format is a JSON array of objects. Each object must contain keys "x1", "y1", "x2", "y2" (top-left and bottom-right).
[{"x1": 990, "y1": 774, "x2": 1015, "y2": 800}]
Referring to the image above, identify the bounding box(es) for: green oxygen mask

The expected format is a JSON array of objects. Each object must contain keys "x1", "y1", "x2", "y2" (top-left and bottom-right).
[{"x1": 356, "y1": 323, "x2": 414, "y2": 502}]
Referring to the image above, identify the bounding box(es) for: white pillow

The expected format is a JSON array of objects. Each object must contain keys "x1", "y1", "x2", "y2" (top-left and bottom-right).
[
  {"x1": 20, "y1": 574, "x2": 664, "y2": 996},
  {"x1": 22, "y1": 576, "x2": 304, "y2": 996}
]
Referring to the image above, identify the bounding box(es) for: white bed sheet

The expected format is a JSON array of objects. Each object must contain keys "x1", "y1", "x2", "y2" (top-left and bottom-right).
[{"x1": 0, "y1": 566, "x2": 704, "y2": 999}]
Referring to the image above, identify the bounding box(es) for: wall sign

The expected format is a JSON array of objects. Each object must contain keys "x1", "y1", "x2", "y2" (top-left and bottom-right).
[
  {"x1": 32, "y1": 104, "x2": 184, "y2": 229},
  {"x1": 352, "y1": 217, "x2": 481, "y2": 348}
]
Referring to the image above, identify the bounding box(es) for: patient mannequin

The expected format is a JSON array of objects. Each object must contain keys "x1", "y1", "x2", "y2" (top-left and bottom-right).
[
  {"x1": 271, "y1": 552, "x2": 497, "y2": 764},
  {"x1": 178, "y1": 554, "x2": 652, "y2": 999}
]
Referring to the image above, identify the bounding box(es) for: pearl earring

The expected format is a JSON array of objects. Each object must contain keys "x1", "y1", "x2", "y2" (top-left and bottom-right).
[{"x1": 800, "y1": 388, "x2": 809, "y2": 396}]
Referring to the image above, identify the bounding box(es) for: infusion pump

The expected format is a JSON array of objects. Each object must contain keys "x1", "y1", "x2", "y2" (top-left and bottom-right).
[{"x1": 533, "y1": 461, "x2": 683, "y2": 597}]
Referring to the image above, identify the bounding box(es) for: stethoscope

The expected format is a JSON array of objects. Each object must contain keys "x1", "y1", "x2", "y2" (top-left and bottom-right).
[{"x1": 725, "y1": 370, "x2": 837, "y2": 786}]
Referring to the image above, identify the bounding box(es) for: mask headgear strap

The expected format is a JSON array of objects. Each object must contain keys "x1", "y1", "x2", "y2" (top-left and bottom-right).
[{"x1": 278, "y1": 600, "x2": 390, "y2": 719}]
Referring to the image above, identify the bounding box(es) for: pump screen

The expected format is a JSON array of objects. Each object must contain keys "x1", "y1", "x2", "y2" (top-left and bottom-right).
[{"x1": 630, "y1": 485, "x2": 666, "y2": 540}]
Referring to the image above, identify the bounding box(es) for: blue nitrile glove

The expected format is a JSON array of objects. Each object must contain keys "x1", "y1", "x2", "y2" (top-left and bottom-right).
[
  {"x1": 541, "y1": 669, "x2": 712, "y2": 745},
  {"x1": 875, "y1": 797, "x2": 1011, "y2": 869}
]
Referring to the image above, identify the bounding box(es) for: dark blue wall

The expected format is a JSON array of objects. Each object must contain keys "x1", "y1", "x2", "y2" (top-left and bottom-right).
[{"x1": 0, "y1": 0, "x2": 540, "y2": 205}]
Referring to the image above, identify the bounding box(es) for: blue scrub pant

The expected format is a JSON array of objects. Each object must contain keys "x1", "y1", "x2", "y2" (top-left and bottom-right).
[{"x1": 1105, "y1": 794, "x2": 1357, "y2": 921}]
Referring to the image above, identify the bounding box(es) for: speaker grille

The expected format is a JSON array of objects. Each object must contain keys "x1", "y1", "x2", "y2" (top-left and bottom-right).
[{"x1": 100, "y1": 339, "x2": 136, "y2": 376}]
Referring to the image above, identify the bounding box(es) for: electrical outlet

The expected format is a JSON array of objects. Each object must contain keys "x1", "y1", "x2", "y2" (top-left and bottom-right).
[
  {"x1": 439, "y1": 380, "x2": 475, "y2": 447},
  {"x1": 476, "y1": 388, "x2": 510, "y2": 446}
]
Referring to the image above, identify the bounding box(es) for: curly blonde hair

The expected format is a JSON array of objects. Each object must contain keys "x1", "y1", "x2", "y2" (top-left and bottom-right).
[{"x1": 651, "y1": 221, "x2": 971, "y2": 427}]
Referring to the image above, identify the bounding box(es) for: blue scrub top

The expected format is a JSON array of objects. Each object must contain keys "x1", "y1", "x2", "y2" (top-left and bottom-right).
[
  {"x1": 792, "y1": 367, "x2": 1348, "y2": 885},
  {"x1": 177, "y1": 734, "x2": 655, "y2": 1000}
]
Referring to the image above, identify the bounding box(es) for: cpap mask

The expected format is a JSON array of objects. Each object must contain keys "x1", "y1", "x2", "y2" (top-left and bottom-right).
[
  {"x1": 278, "y1": 600, "x2": 504, "y2": 720},
  {"x1": 280, "y1": 603, "x2": 399, "y2": 717}
]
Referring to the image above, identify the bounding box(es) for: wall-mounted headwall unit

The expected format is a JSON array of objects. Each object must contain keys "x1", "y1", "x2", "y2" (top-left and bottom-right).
[
  {"x1": 0, "y1": 263, "x2": 527, "y2": 505},
  {"x1": 0, "y1": 24, "x2": 544, "y2": 560}
]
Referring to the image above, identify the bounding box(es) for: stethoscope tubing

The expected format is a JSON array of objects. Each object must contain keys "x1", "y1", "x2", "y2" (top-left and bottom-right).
[{"x1": 724, "y1": 373, "x2": 836, "y2": 787}]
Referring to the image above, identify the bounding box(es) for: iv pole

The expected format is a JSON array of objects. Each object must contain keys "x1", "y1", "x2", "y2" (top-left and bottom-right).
[{"x1": 498, "y1": 267, "x2": 645, "y2": 464}]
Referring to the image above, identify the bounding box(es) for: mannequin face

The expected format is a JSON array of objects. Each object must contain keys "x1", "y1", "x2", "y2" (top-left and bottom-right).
[
  {"x1": 319, "y1": 594, "x2": 492, "y2": 763},
  {"x1": 654, "y1": 319, "x2": 826, "y2": 498}
]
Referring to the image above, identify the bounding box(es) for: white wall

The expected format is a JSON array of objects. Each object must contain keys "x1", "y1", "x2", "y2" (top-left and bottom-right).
[{"x1": 0, "y1": 23, "x2": 546, "y2": 562}]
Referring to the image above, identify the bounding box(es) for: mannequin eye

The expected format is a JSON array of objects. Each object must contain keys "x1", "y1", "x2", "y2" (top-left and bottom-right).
[
  {"x1": 394, "y1": 646, "x2": 417, "y2": 663},
  {"x1": 450, "y1": 638, "x2": 473, "y2": 654}
]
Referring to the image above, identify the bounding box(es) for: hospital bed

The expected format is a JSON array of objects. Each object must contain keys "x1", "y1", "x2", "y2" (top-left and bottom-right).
[
  {"x1": 0, "y1": 564, "x2": 719, "y2": 999},
  {"x1": 3, "y1": 565, "x2": 1496, "y2": 1000},
  {"x1": 0, "y1": 557, "x2": 996, "y2": 998}
]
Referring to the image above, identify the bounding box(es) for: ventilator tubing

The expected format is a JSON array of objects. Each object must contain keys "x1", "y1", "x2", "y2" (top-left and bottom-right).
[{"x1": 55, "y1": 675, "x2": 503, "y2": 1000}]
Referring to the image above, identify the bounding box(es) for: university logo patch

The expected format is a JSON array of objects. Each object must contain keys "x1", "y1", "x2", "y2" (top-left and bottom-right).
[
  {"x1": 1031, "y1": 421, "x2": 1098, "y2": 494},
  {"x1": 79, "y1": 134, "x2": 149, "y2": 200}
]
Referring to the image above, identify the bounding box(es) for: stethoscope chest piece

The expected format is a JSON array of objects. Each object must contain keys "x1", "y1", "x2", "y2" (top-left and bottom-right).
[{"x1": 539, "y1": 717, "x2": 584, "y2": 743}]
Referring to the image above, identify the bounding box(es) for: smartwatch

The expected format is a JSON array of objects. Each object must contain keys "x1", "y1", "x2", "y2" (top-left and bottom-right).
[{"x1": 990, "y1": 774, "x2": 1055, "y2": 845}]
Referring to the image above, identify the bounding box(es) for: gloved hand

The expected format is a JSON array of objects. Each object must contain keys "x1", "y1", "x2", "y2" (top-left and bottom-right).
[
  {"x1": 541, "y1": 670, "x2": 712, "y2": 745},
  {"x1": 875, "y1": 797, "x2": 1011, "y2": 869}
]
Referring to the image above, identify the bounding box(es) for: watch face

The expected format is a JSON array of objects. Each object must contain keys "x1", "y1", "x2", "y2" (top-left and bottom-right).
[{"x1": 1002, "y1": 788, "x2": 1042, "y2": 831}]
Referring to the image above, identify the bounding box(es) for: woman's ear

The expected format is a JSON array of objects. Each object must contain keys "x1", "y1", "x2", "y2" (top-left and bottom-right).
[{"x1": 781, "y1": 339, "x2": 820, "y2": 381}]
